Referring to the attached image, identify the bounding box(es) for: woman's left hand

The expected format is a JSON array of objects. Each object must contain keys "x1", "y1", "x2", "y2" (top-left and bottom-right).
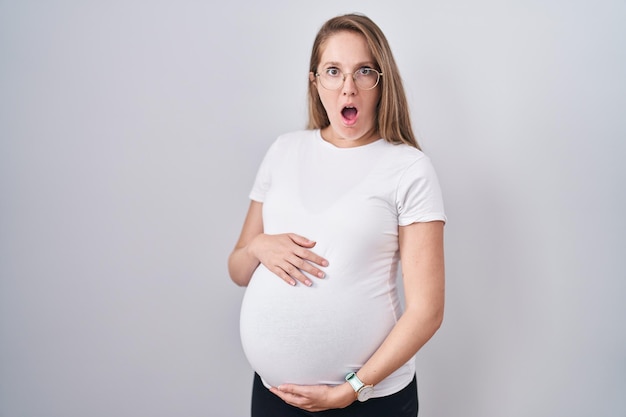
[{"x1": 269, "y1": 382, "x2": 355, "y2": 412}]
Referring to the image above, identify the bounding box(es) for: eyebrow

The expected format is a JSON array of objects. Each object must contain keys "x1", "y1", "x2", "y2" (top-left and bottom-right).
[{"x1": 320, "y1": 61, "x2": 376, "y2": 69}]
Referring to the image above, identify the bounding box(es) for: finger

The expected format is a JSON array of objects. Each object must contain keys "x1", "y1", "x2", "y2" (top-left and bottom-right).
[
  {"x1": 273, "y1": 386, "x2": 326, "y2": 412},
  {"x1": 277, "y1": 384, "x2": 308, "y2": 396},
  {"x1": 271, "y1": 261, "x2": 313, "y2": 287},
  {"x1": 269, "y1": 266, "x2": 297, "y2": 286},
  {"x1": 270, "y1": 388, "x2": 307, "y2": 409},
  {"x1": 273, "y1": 386, "x2": 310, "y2": 405},
  {"x1": 281, "y1": 261, "x2": 313, "y2": 287},
  {"x1": 289, "y1": 254, "x2": 326, "y2": 279},
  {"x1": 288, "y1": 233, "x2": 317, "y2": 248},
  {"x1": 294, "y1": 247, "x2": 329, "y2": 270}
]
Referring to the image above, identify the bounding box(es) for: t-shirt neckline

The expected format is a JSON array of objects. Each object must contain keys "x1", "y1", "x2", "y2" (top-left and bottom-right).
[{"x1": 315, "y1": 129, "x2": 384, "y2": 151}]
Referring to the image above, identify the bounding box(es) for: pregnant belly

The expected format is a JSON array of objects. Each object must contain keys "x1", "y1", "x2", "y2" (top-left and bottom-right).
[{"x1": 239, "y1": 266, "x2": 398, "y2": 388}]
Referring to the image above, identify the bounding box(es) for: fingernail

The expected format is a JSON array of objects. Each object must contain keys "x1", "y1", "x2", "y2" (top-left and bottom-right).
[
  {"x1": 305, "y1": 280, "x2": 312, "y2": 287},
  {"x1": 317, "y1": 272, "x2": 325, "y2": 278},
  {"x1": 290, "y1": 280, "x2": 296, "y2": 286},
  {"x1": 322, "y1": 260, "x2": 329, "y2": 266}
]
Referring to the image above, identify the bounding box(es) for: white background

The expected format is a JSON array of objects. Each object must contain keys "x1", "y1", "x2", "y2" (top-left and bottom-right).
[{"x1": 1, "y1": 1, "x2": 624, "y2": 416}]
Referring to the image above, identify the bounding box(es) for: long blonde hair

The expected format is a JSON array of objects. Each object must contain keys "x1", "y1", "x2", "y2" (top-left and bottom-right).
[{"x1": 307, "y1": 13, "x2": 419, "y2": 149}]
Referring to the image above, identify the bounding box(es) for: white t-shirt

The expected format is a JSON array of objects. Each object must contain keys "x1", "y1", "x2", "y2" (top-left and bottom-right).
[{"x1": 239, "y1": 129, "x2": 446, "y2": 397}]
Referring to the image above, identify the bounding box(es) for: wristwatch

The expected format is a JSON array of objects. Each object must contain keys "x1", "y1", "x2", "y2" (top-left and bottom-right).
[{"x1": 345, "y1": 372, "x2": 374, "y2": 402}]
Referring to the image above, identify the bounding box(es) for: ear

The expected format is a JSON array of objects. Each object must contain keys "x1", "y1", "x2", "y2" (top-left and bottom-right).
[{"x1": 309, "y1": 72, "x2": 316, "y2": 83}]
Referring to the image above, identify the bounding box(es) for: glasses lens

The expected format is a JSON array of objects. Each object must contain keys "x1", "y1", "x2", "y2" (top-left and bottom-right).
[
  {"x1": 355, "y1": 69, "x2": 379, "y2": 90},
  {"x1": 318, "y1": 71, "x2": 342, "y2": 90}
]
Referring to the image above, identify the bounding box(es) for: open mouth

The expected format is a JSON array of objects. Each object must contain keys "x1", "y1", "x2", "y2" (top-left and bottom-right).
[{"x1": 341, "y1": 106, "x2": 358, "y2": 125}]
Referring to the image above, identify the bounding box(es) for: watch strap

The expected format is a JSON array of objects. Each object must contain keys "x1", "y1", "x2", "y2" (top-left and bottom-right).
[{"x1": 345, "y1": 372, "x2": 364, "y2": 393}]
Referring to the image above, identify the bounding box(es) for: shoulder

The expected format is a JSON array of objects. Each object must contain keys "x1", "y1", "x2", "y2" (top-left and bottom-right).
[
  {"x1": 273, "y1": 129, "x2": 318, "y2": 148},
  {"x1": 372, "y1": 142, "x2": 444, "y2": 194},
  {"x1": 377, "y1": 140, "x2": 430, "y2": 169},
  {"x1": 260, "y1": 130, "x2": 317, "y2": 162}
]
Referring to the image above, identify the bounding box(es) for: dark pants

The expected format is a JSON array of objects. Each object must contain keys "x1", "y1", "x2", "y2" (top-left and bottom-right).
[{"x1": 251, "y1": 373, "x2": 418, "y2": 417}]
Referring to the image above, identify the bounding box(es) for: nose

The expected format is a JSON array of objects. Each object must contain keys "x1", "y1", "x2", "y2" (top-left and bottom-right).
[{"x1": 342, "y1": 73, "x2": 357, "y2": 95}]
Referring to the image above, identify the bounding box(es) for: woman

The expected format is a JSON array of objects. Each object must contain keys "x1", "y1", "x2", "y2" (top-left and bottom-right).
[{"x1": 228, "y1": 13, "x2": 446, "y2": 416}]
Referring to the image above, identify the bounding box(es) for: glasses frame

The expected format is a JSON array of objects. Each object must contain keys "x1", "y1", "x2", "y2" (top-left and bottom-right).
[{"x1": 315, "y1": 68, "x2": 383, "y2": 91}]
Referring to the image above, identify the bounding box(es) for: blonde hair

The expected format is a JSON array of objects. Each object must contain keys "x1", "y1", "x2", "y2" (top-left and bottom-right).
[{"x1": 307, "y1": 13, "x2": 419, "y2": 149}]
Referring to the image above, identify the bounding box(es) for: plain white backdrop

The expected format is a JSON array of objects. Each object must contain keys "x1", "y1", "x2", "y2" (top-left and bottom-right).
[{"x1": 1, "y1": 1, "x2": 624, "y2": 416}]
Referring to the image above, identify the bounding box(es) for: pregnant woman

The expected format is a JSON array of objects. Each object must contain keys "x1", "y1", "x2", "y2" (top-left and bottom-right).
[{"x1": 228, "y1": 13, "x2": 446, "y2": 417}]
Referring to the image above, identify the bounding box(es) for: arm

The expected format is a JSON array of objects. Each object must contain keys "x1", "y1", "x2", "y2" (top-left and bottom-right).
[
  {"x1": 228, "y1": 200, "x2": 329, "y2": 287},
  {"x1": 272, "y1": 220, "x2": 445, "y2": 411},
  {"x1": 228, "y1": 200, "x2": 264, "y2": 287},
  {"x1": 352, "y1": 220, "x2": 445, "y2": 385}
]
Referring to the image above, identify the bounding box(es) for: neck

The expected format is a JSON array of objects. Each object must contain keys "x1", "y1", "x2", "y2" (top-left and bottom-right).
[{"x1": 320, "y1": 126, "x2": 380, "y2": 148}]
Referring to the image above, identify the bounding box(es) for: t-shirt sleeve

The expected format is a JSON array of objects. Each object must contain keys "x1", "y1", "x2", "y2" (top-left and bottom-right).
[
  {"x1": 396, "y1": 155, "x2": 447, "y2": 226},
  {"x1": 249, "y1": 140, "x2": 278, "y2": 203}
]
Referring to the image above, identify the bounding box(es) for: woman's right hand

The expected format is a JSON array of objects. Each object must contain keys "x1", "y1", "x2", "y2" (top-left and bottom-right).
[{"x1": 248, "y1": 233, "x2": 329, "y2": 287}]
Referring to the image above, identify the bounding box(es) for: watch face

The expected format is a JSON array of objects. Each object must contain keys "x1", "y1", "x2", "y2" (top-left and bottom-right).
[{"x1": 358, "y1": 386, "x2": 374, "y2": 402}]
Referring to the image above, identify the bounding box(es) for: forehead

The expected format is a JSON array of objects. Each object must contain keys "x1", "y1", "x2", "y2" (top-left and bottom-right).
[{"x1": 319, "y1": 31, "x2": 374, "y2": 66}]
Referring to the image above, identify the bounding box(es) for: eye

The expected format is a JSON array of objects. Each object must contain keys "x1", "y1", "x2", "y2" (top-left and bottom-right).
[
  {"x1": 357, "y1": 67, "x2": 374, "y2": 76},
  {"x1": 324, "y1": 67, "x2": 340, "y2": 77}
]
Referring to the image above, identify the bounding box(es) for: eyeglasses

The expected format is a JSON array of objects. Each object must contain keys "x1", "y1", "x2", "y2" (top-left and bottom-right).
[{"x1": 315, "y1": 67, "x2": 383, "y2": 90}]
